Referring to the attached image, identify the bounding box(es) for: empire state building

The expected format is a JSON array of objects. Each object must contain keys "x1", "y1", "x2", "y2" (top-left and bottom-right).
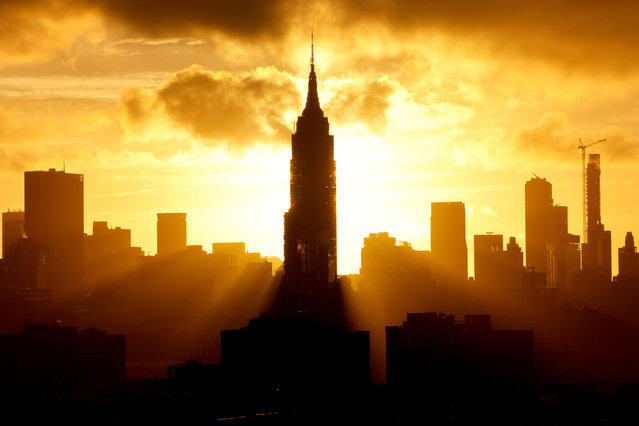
[{"x1": 281, "y1": 41, "x2": 340, "y2": 320}]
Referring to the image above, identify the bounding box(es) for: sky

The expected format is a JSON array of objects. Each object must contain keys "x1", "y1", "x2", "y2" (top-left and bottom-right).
[{"x1": 1, "y1": 0, "x2": 638, "y2": 275}]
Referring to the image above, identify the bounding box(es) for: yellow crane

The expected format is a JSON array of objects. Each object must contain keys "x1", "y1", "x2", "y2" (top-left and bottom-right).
[{"x1": 578, "y1": 138, "x2": 606, "y2": 243}]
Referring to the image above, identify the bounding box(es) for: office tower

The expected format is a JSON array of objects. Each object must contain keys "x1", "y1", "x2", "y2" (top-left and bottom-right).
[
  {"x1": 525, "y1": 177, "x2": 553, "y2": 273},
  {"x1": 84, "y1": 221, "x2": 143, "y2": 286},
  {"x1": 504, "y1": 236, "x2": 524, "y2": 276},
  {"x1": 2, "y1": 210, "x2": 24, "y2": 259},
  {"x1": 281, "y1": 41, "x2": 338, "y2": 319},
  {"x1": 582, "y1": 154, "x2": 612, "y2": 282},
  {"x1": 156, "y1": 213, "x2": 187, "y2": 256},
  {"x1": 618, "y1": 232, "x2": 639, "y2": 277},
  {"x1": 360, "y1": 232, "x2": 432, "y2": 319},
  {"x1": 565, "y1": 233, "x2": 581, "y2": 294},
  {"x1": 24, "y1": 169, "x2": 84, "y2": 297},
  {"x1": 430, "y1": 202, "x2": 467, "y2": 282},
  {"x1": 547, "y1": 205, "x2": 568, "y2": 290},
  {"x1": 473, "y1": 233, "x2": 503, "y2": 285}
]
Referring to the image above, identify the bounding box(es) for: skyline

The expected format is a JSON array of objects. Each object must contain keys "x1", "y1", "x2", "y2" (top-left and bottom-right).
[{"x1": 2, "y1": 2, "x2": 639, "y2": 275}]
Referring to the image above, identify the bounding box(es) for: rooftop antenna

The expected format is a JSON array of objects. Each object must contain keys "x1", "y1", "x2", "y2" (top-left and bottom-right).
[
  {"x1": 311, "y1": 28, "x2": 314, "y2": 68},
  {"x1": 63, "y1": 158, "x2": 66, "y2": 172}
]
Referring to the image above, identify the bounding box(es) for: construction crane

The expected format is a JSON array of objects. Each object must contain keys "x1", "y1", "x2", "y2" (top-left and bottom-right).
[{"x1": 578, "y1": 138, "x2": 606, "y2": 243}]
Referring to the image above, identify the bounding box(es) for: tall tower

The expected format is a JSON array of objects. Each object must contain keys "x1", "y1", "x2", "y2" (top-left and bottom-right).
[
  {"x1": 157, "y1": 213, "x2": 187, "y2": 257},
  {"x1": 582, "y1": 154, "x2": 611, "y2": 282},
  {"x1": 24, "y1": 169, "x2": 84, "y2": 299},
  {"x1": 281, "y1": 38, "x2": 338, "y2": 319},
  {"x1": 430, "y1": 202, "x2": 467, "y2": 283},
  {"x1": 524, "y1": 176, "x2": 553, "y2": 273}
]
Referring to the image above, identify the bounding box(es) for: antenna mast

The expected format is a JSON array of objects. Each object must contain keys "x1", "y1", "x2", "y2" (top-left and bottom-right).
[{"x1": 311, "y1": 28, "x2": 314, "y2": 68}]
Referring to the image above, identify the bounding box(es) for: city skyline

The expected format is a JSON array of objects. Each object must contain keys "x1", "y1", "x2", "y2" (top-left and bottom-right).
[{"x1": 1, "y1": 3, "x2": 639, "y2": 276}]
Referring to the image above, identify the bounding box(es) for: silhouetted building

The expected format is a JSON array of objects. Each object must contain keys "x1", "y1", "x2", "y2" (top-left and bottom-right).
[
  {"x1": 565, "y1": 233, "x2": 581, "y2": 295},
  {"x1": 547, "y1": 205, "x2": 568, "y2": 291},
  {"x1": 474, "y1": 233, "x2": 503, "y2": 286},
  {"x1": 213, "y1": 242, "x2": 264, "y2": 273},
  {"x1": 24, "y1": 169, "x2": 84, "y2": 300},
  {"x1": 504, "y1": 236, "x2": 525, "y2": 282},
  {"x1": 360, "y1": 233, "x2": 432, "y2": 306},
  {"x1": 474, "y1": 234, "x2": 526, "y2": 291},
  {"x1": 619, "y1": 232, "x2": 639, "y2": 278},
  {"x1": 281, "y1": 43, "x2": 339, "y2": 320},
  {"x1": 386, "y1": 313, "x2": 533, "y2": 391},
  {"x1": 525, "y1": 176, "x2": 553, "y2": 273},
  {"x1": 221, "y1": 315, "x2": 369, "y2": 392},
  {"x1": 582, "y1": 154, "x2": 612, "y2": 283},
  {"x1": 157, "y1": 213, "x2": 186, "y2": 256},
  {"x1": 0, "y1": 324, "x2": 125, "y2": 391},
  {"x1": 84, "y1": 221, "x2": 143, "y2": 286},
  {"x1": 2, "y1": 210, "x2": 24, "y2": 260},
  {"x1": 430, "y1": 202, "x2": 467, "y2": 283}
]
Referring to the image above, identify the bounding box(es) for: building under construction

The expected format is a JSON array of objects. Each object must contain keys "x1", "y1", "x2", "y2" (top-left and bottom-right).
[{"x1": 582, "y1": 154, "x2": 612, "y2": 283}]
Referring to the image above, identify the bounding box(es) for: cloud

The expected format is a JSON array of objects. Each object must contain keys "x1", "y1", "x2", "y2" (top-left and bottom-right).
[
  {"x1": 0, "y1": 1, "x2": 102, "y2": 66},
  {"x1": 326, "y1": 77, "x2": 395, "y2": 134},
  {"x1": 90, "y1": 0, "x2": 294, "y2": 39},
  {"x1": 119, "y1": 65, "x2": 301, "y2": 148},
  {"x1": 2, "y1": 1, "x2": 639, "y2": 74},
  {"x1": 333, "y1": 0, "x2": 639, "y2": 74},
  {"x1": 514, "y1": 112, "x2": 639, "y2": 163},
  {"x1": 515, "y1": 112, "x2": 577, "y2": 160}
]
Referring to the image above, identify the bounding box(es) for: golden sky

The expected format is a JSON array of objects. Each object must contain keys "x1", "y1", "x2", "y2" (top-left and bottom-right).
[{"x1": 1, "y1": 1, "x2": 638, "y2": 275}]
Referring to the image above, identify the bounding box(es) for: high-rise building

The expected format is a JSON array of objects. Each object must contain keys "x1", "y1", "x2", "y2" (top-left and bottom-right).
[
  {"x1": 430, "y1": 202, "x2": 467, "y2": 283},
  {"x1": 618, "y1": 232, "x2": 638, "y2": 278},
  {"x1": 281, "y1": 42, "x2": 338, "y2": 319},
  {"x1": 525, "y1": 177, "x2": 553, "y2": 273},
  {"x1": 84, "y1": 221, "x2": 143, "y2": 286},
  {"x1": 24, "y1": 169, "x2": 84, "y2": 297},
  {"x1": 156, "y1": 213, "x2": 187, "y2": 256},
  {"x1": 582, "y1": 154, "x2": 612, "y2": 282},
  {"x1": 547, "y1": 205, "x2": 568, "y2": 290},
  {"x1": 2, "y1": 210, "x2": 24, "y2": 259},
  {"x1": 473, "y1": 233, "x2": 503, "y2": 285},
  {"x1": 565, "y1": 233, "x2": 581, "y2": 295}
]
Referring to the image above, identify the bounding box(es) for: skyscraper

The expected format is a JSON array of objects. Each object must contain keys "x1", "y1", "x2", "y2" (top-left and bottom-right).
[
  {"x1": 24, "y1": 169, "x2": 84, "y2": 298},
  {"x1": 619, "y1": 232, "x2": 639, "y2": 278},
  {"x1": 157, "y1": 213, "x2": 187, "y2": 256},
  {"x1": 547, "y1": 205, "x2": 568, "y2": 290},
  {"x1": 525, "y1": 176, "x2": 553, "y2": 273},
  {"x1": 582, "y1": 154, "x2": 612, "y2": 282},
  {"x1": 281, "y1": 41, "x2": 338, "y2": 319},
  {"x1": 430, "y1": 202, "x2": 467, "y2": 283},
  {"x1": 473, "y1": 233, "x2": 503, "y2": 285}
]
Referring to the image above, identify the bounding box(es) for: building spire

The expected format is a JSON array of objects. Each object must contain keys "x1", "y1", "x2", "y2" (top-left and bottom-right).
[{"x1": 303, "y1": 29, "x2": 321, "y2": 116}]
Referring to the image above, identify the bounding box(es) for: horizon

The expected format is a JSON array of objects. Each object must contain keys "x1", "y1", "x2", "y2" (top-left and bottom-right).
[{"x1": 2, "y1": 2, "x2": 639, "y2": 276}]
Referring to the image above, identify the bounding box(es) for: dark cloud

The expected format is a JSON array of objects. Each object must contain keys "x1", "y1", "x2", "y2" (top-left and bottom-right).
[
  {"x1": 333, "y1": 0, "x2": 639, "y2": 74},
  {"x1": 326, "y1": 78, "x2": 395, "y2": 134},
  {"x1": 120, "y1": 65, "x2": 301, "y2": 147},
  {"x1": 2, "y1": 1, "x2": 639, "y2": 73},
  {"x1": 90, "y1": 0, "x2": 294, "y2": 39}
]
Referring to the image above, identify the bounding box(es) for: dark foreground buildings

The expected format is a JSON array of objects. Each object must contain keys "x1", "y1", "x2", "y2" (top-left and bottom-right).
[
  {"x1": 386, "y1": 313, "x2": 533, "y2": 392},
  {"x1": 0, "y1": 324, "x2": 125, "y2": 391},
  {"x1": 221, "y1": 315, "x2": 370, "y2": 392}
]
